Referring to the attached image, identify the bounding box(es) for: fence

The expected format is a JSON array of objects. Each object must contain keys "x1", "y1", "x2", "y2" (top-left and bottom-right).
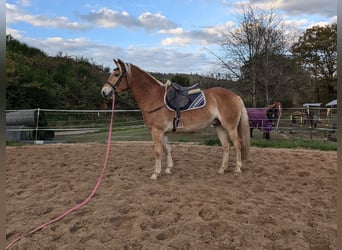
[{"x1": 6, "y1": 107, "x2": 337, "y2": 144}]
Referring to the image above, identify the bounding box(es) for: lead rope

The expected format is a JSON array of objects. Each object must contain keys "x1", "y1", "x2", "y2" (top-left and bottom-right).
[{"x1": 6, "y1": 95, "x2": 116, "y2": 249}]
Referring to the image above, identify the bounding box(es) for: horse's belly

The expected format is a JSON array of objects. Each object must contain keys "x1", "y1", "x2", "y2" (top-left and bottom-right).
[{"x1": 171, "y1": 110, "x2": 216, "y2": 132}]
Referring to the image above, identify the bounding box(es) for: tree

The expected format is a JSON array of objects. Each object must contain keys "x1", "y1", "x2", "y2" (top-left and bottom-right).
[
  {"x1": 291, "y1": 23, "x2": 337, "y2": 103},
  {"x1": 211, "y1": 5, "x2": 289, "y2": 106},
  {"x1": 170, "y1": 75, "x2": 190, "y2": 86}
]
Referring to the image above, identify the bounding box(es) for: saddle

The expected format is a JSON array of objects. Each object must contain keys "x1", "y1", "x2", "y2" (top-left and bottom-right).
[{"x1": 165, "y1": 81, "x2": 201, "y2": 132}]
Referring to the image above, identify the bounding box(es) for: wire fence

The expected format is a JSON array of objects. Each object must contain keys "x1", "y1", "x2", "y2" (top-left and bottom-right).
[{"x1": 5, "y1": 106, "x2": 337, "y2": 144}]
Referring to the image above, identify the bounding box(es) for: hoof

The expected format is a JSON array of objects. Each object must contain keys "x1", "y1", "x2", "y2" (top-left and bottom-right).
[
  {"x1": 165, "y1": 168, "x2": 172, "y2": 174},
  {"x1": 233, "y1": 169, "x2": 241, "y2": 176},
  {"x1": 217, "y1": 169, "x2": 225, "y2": 174},
  {"x1": 150, "y1": 174, "x2": 158, "y2": 180}
]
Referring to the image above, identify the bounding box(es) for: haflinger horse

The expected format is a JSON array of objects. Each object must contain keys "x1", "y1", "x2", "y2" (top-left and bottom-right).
[
  {"x1": 247, "y1": 102, "x2": 282, "y2": 140},
  {"x1": 101, "y1": 59, "x2": 250, "y2": 180}
]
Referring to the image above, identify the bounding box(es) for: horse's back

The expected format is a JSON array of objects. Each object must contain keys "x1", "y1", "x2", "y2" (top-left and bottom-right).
[
  {"x1": 204, "y1": 87, "x2": 244, "y2": 113},
  {"x1": 204, "y1": 87, "x2": 238, "y2": 98}
]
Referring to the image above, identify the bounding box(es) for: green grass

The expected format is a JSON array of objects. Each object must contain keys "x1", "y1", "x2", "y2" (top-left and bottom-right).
[
  {"x1": 6, "y1": 141, "x2": 25, "y2": 146},
  {"x1": 7, "y1": 125, "x2": 337, "y2": 151}
]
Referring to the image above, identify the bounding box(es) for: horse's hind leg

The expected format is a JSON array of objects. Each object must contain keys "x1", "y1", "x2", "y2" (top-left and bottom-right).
[
  {"x1": 226, "y1": 129, "x2": 242, "y2": 175},
  {"x1": 162, "y1": 135, "x2": 173, "y2": 174},
  {"x1": 214, "y1": 125, "x2": 230, "y2": 174}
]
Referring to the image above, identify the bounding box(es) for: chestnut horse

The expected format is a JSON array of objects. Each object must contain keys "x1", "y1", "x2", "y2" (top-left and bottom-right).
[{"x1": 101, "y1": 59, "x2": 250, "y2": 180}]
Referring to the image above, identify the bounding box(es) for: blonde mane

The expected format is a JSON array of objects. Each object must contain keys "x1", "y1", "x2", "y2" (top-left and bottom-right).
[{"x1": 127, "y1": 63, "x2": 165, "y2": 87}]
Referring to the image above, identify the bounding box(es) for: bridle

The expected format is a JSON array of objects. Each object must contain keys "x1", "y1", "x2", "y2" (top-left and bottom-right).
[{"x1": 105, "y1": 66, "x2": 128, "y2": 93}]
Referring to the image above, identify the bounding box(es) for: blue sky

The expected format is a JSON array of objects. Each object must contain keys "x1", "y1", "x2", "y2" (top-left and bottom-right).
[{"x1": 6, "y1": 0, "x2": 337, "y2": 74}]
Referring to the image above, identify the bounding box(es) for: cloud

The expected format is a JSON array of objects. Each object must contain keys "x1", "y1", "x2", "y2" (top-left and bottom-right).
[
  {"x1": 277, "y1": 0, "x2": 336, "y2": 17},
  {"x1": 79, "y1": 8, "x2": 139, "y2": 29},
  {"x1": 7, "y1": 3, "x2": 179, "y2": 33},
  {"x1": 79, "y1": 8, "x2": 178, "y2": 31},
  {"x1": 239, "y1": 0, "x2": 336, "y2": 18},
  {"x1": 138, "y1": 12, "x2": 177, "y2": 31},
  {"x1": 6, "y1": 27, "x2": 23, "y2": 38},
  {"x1": 6, "y1": 3, "x2": 88, "y2": 30},
  {"x1": 9, "y1": 34, "x2": 211, "y2": 73},
  {"x1": 160, "y1": 21, "x2": 235, "y2": 46},
  {"x1": 18, "y1": 0, "x2": 31, "y2": 7},
  {"x1": 124, "y1": 46, "x2": 211, "y2": 73}
]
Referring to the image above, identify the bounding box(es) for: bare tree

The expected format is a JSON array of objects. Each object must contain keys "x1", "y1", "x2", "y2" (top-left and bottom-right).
[{"x1": 210, "y1": 5, "x2": 288, "y2": 107}]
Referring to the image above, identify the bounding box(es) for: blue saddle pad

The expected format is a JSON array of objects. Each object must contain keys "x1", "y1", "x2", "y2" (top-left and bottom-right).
[{"x1": 165, "y1": 91, "x2": 206, "y2": 112}]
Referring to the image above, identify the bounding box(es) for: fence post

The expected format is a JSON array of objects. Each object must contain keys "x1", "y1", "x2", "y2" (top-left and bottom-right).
[{"x1": 34, "y1": 108, "x2": 40, "y2": 143}]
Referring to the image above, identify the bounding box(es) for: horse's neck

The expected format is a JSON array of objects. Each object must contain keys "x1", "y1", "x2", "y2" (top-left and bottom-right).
[{"x1": 129, "y1": 66, "x2": 165, "y2": 112}]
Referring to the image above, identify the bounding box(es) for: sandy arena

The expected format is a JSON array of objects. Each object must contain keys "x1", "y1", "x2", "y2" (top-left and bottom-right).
[{"x1": 6, "y1": 142, "x2": 337, "y2": 249}]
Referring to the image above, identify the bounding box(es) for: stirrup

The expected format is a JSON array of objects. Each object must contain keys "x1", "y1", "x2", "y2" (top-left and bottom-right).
[{"x1": 172, "y1": 117, "x2": 183, "y2": 132}]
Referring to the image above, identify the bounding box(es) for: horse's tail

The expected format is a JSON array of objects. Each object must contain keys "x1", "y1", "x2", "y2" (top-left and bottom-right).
[{"x1": 238, "y1": 97, "x2": 250, "y2": 161}]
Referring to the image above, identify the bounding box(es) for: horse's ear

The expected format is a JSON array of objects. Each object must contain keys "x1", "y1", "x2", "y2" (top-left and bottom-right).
[
  {"x1": 117, "y1": 58, "x2": 125, "y2": 65},
  {"x1": 116, "y1": 58, "x2": 123, "y2": 73},
  {"x1": 113, "y1": 58, "x2": 118, "y2": 65}
]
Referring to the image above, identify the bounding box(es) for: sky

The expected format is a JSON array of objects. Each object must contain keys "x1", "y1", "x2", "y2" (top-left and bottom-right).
[{"x1": 6, "y1": 0, "x2": 337, "y2": 74}]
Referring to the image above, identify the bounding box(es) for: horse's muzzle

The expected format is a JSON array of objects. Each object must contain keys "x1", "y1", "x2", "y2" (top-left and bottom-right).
[{"x1": 101, "y1": 86, "x2": 114, "y2": 99}]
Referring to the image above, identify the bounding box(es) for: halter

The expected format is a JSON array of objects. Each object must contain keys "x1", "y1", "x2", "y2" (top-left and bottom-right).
[{"x1": 105, "y1": 66, "x2": 128, "y2": 93}]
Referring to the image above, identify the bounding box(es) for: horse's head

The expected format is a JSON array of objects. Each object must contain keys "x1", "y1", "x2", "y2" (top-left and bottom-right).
[
  {"x1": 266, "y1": 102, "x2": 282, "y2": 127},
  {"x1": 266, "y1": 108, "x2": 279, "y2": 127},
  {"x1": 101, "y1": 59, "x2": 130, "y2": 98}
]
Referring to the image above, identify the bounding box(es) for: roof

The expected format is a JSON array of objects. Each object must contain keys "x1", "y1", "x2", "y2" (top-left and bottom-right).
[
  {"x1": 325, "y1": 99, "x2": 337, "y2": 107},
  {"x1": 302, "y1": 103, "x2": 322, "y2": 107}
]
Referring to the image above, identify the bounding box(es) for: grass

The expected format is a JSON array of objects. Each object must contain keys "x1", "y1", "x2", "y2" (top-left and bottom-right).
[
  {"x1": 7, "y1": 125, "x2": 337, "y2": 151},
  {"x1": 6, "y1": 141, "x2": 25, "y2": 146}
]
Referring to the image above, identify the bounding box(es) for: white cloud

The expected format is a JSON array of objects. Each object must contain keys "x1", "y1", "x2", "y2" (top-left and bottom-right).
[
  {"x1": 124, "y1": 46, "x2": 212, "y2": 73},
  {"x1": 6, "y1": 3, "x2": 89, "y2": 30},
  {"x1": 6, "y1": 3, "x2": 20, "y2": 23},
  {"x1": 161, "y1": 37, "x2": 192, "y2": 46},
  {"x1": 79, "y1": 8, "x2": 177, "y2": 31},
  {"x1": 237, "y1": 0, "x2": 336, "y2": 18},
  {"x1": 138, "y1": 12, "x2": 177, "y2": 31},
  {"x1": 158, "y1": 27, "x2": 184, "y2": 35},
  {"x1": 6, "y1": 27, "x2": 23, "y2": 38},
  {"x1": 18, "y1": 0, "x2": 31, "y2": 7},
  {"x1": 159, "y1": 21, "x2": 235, "y2": 47},
  {"x1": 277, "y1": 0, "x2": 336, "y2": 17},
  {"x1": 8, "y1": 34, "x2": 211, "y2": 73},
  {"x1": 80, "y1": 8, "x2": 139, "y2": 29}
]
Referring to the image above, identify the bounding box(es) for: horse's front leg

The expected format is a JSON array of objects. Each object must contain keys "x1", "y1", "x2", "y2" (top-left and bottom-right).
[
  {"x1": 162, "y1": 135, "x2": 173, "y2": 174},
  {"x1": 150, "y1": 130, "x2": 164, "y2": 180}
]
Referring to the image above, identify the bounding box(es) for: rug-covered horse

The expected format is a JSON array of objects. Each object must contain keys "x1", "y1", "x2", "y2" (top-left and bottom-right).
[
  {"x1": 247, "y1": 102, "x2": 282, "y2": 140},
  {"x1": 101, "y1": 59, "x2": 250, "y2": 180}
]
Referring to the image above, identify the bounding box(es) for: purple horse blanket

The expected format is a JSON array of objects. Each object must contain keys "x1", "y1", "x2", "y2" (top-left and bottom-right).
[{"x1": 247, "y1": 109, "x2": 273, "y2": 133}]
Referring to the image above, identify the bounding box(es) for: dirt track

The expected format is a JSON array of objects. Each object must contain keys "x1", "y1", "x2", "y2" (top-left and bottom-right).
[{"x1": 6, "y1": 142, "x2": 337, "y2": 249}]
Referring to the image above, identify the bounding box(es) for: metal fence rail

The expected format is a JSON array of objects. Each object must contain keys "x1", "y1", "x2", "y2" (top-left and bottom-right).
[{"x1": 6, "y1": 107, "x2": 337, "y2": 144}]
